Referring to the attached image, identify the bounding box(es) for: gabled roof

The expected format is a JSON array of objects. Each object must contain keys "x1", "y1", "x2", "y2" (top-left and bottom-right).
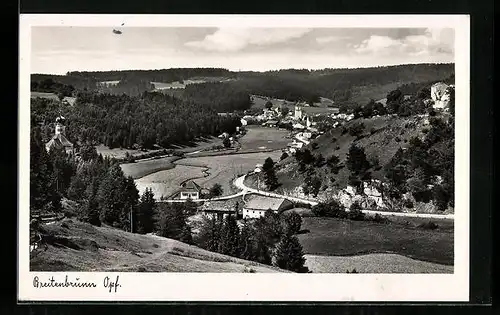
[
  {"x1": 199, "y1": 200, "x2": 240, "y2": 212},
  {"x1": 244, "y1": 195, "x2": 289, "y2": 211},
  {"x1": 181, "y1": 180, "x2": 202, "y2": 192},
  {"x1": 45, "y1": 134, "x2": 73, "y2": 151}
]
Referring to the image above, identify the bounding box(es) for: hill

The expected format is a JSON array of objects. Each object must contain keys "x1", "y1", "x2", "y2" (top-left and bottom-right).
[
  {"x1": 245, "y1": 105, "x2": 454, "y2": 214},
  {"x1": 30, "y1": 219, "x2": 288, "y2": 273},
  {"x1": 31, "y1": 64, "x2": 454, "y2": 107}
]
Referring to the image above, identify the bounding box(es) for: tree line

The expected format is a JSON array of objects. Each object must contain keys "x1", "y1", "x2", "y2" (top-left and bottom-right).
[{"x1": 195, "y1": 211, "x2": 309, "y2": 273}]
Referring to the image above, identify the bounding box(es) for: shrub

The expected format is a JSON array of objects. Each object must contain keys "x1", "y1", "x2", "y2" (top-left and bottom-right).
[
  {"x1": 332, "y1": 137, "x2": 337, "y2": 143},
  {"x1": 348, "y1": 201, "x2": 365, "y2": 221},
  {"x1": 280, "y1": 152, "x2": 289, "y2": 161},
  {"x1": 369, "y1": 213, "x2": 390, "y2": 224},
  {"x1": 311, "y1": 143, "x2": 319, "y2": 150},
  {"x1": 312, "y1": 199, "x2": 347, "y2": 218},
  {"x1": 348, "y1": 122, "x2": 365, "y2": 137},
  {"x1": 403, "y1": 199, "x2": 414, "y2": 208},
  {"x1": 418, "y1": 221, "x2": 439, "y2": 230}
]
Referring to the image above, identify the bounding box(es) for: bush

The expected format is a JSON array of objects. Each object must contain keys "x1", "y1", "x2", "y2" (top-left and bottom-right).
[
  {"x1": 418, "y1": 221, "x2": 439, "y2": 230},
  {"x1": 332, "y1": 137, "x2": 337, "y2": 143},
  {"x1": 369, "y1": 213, "x2": 390, "y2": 224},
  {"x1": 312, "y1": 199, "x2": 347, "y2": 218},
  {"x1": 348, "y1": 201, "x2": 365, "y2": 221},
  {"x1": 280, "y1": 152, "x2": 289, "y2": 161},
  {"x1": 348, "y1": 122, "x2": 365, "y2": 137},
  {"x1": 283, "y1": 212, "x2": 302, "y2": 235}
]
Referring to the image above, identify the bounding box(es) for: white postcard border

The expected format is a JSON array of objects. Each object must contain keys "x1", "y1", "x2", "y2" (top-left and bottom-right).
[{"x1": 18, "y1": 14, "x2": 470, "y2": 302}]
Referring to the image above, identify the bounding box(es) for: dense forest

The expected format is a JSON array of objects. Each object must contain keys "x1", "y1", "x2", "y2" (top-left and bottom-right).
[
  {"x1": 33, "y1": 63, "x2": 454, "y2": 105},
  {"x1": 31, "y1": 91, "x2": 243, "y2": 150}
]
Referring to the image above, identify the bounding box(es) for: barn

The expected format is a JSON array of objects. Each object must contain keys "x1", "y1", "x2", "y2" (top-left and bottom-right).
[{"x1": 242, "y1": 195, "x2": 293, "y2": 219}]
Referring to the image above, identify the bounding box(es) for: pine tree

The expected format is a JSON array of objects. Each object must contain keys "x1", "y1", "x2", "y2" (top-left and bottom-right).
[
  {"x1": 97, "y1": 164, "x2": 128, "y2": 227},
  {"x1": 197, "y1": 214, "x2": 223, "y2": 252},
  {"x1": 284, "y1": 212, "x2": 302, "y2": 235},
  {"x1": 273, "y1": 234, "x2": 309, "y2": 273},
  {"x1": 30, "y1": 128, "x2": 54, "y2": 212},
  {"x1": 262, "y1": 157, "x2": 279, "y2": 191},
  {"x1": 218, "y1": 214, "x2": 240, "y2": 257},
  {"x1": 137, "y1": 188, "x2": 156, "y2": 234},
  {"x1": 238, "y1": 220, "x2": 256, "y2": 261}
]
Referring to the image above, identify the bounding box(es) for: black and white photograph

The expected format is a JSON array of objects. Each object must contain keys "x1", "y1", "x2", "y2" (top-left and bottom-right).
[{"x1": 18, "y1": 14, "x2": 470, "y2": 301}]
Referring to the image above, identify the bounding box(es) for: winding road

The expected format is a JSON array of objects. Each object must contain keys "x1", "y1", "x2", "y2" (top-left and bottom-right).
[{"x1": 162, "y1": 173, "x2": 455, "y2": 220}]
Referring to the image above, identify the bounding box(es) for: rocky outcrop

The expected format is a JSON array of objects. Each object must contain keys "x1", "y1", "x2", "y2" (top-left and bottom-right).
[{"x1": 430, "y1": 82, "x2": 452, "y2": 110}]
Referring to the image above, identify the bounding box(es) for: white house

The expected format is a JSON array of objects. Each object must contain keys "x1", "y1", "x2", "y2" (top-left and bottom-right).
[
  {"x1": 175, "y1": 180, "x2": 202, "y2": 200},
  {"x1": 294, "y1": 105, "x2": 304, "y2": 120},
  {"x1": 242, "y1": 195, "x2": 293, "y2": 219}
]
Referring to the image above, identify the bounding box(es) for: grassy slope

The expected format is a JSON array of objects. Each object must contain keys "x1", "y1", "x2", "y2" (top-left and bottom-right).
[
  {"x1": 31, "y1": 219, "x2": 287, "y2": 273},
  {"x1": 237, "y1": 126, "x2": 291, "y2": 152},
  {"x1": 304, "y1": 253, "x2": 453, "y2": 273},
  {"x1": 121, "y1": 156, "x2": 180, "y2": 179},
  {"x1": 264, "y1": 115, "x2": 429, "y2": 194},
  {"x1": 298, "y1": 217, "x2": 454, "y2": 265}
]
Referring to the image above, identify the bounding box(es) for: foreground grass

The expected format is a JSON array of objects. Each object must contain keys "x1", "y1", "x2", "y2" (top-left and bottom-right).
[
  {"x1": 304, "y1": 253, "x2": 453, "y2": 274},
  {"x1": 298, "y1": 217, "x2": 454, "y2": 266},
  {"x1": 30, "y1": 219, "x2": 287, "y2": 273}
]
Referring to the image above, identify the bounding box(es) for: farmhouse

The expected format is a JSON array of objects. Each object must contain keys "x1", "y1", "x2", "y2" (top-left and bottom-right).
[
  {"x1": 173, "y1": 180, "x2": 202, "y2": 200},
  {"x1": 242, "y1": 195, "x2": 293, "y2": 219},
  {"x1": 198, "y1": 200, "x2": 240, "y2": 220},
  {"x1": 45, "y1": 116, "x2": 74, "y2": 154}
]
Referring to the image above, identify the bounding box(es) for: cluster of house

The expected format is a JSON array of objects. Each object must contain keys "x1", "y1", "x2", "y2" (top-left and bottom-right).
[{"x1": 168, "y1": 179, "x2": 293, "y2": 220}]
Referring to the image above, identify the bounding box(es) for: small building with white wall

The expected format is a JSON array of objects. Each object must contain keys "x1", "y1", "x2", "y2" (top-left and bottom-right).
[{"x1": 242, "y1": 195, "x2": 293, "y2": 219}]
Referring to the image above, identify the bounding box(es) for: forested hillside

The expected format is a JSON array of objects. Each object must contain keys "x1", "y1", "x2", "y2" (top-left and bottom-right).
[
  {"x1": 31, "y1": 91, "x2": 242, "y2": 150},
  {"x1": 32, "y1": 63, "x2": 454, "y2": 106}
]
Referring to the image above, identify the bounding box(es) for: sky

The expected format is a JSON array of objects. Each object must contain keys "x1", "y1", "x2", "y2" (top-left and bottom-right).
[{"x1": 31, "y1": 27, "x2": 455, "y2": 74}]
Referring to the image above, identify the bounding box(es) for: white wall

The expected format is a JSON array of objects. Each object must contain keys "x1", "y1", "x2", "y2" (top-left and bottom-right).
[
  {"x1": 243, "y1": 208, "x2": 273, "y2": 219},
  {"x1": 180, "y1": 192, "x2": 199, "y2": 200}
]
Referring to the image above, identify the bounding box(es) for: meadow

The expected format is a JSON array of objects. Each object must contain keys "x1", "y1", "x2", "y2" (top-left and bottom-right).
[
  {"x1": 120, "y1": 156, "x2": 180, "y2": 179},
  {"x1": 134, "y1": 164, "x2": 207, "y2": 200},
  {"x1": 237, "y1": 126, "x2": 291, "y2": 152},
  {"x1": 297, "y1": 216, "x2": 454, "y2": 266},
  {"x1": 175, "y1": 151, "x2": 283, "y2": 196},
  {"x1": 304, "y1": 253, "x2": 453, "y2": 273},
  {"x1": 133, "y1": 151, "x2": 283, "y2": 200},
  {"x1": 31, "y1": 91, "x2": 59, "y2": 100},
  {"x1": 95, "y1": 145, "x2": 165, "y2": 160}
]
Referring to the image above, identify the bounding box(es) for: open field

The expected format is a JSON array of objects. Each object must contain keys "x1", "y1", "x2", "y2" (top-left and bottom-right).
[
  {"x1": 237, "y1": 126, "x2": 291, "y2": 152},
  {"x1": 171, "y1": 136, "x2": 222, "y2": 154},
  {"x1": 31, "y1": 219, "x2": 286, "y2": 273},
  {"x1": 31, "y1": 91, "x2": 59, "y2": 100},
  {"x1": 175, "y1": 151, "x2": 283, "y2": 196},
  {"x1": 304, "y1": 254, "x2": 453, "y2": 273},
  {"x1": 95, "y1": 145, "x2": 164, "y2": 159},
  {"x1": 120, "y1": 156, "x2": 180, "y2": 179},
  {"x1": 152, "y1": 78, "x2": 234, "y2": 90},
  {"x1": 298, "y1": 217, "x2": 453, "y2": 266},
  {"x1": 135, "y1": 165, "x2": 207, "y2": 199}
]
